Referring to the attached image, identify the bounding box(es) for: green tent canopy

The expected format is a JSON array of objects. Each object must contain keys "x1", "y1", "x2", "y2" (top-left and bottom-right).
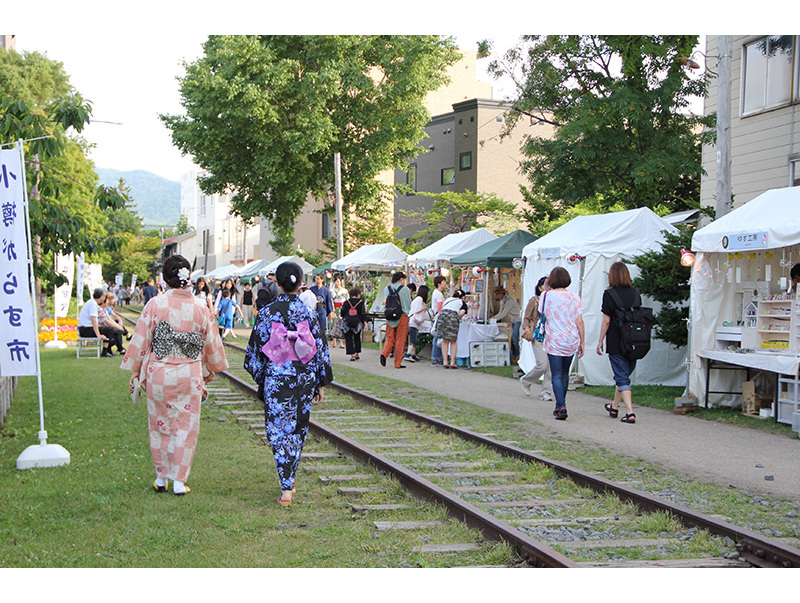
[
  {"x1": 449, "y1": 229, "x2": 538, "y2": 267},
  {"x1": 313, "y1": 261, "x2": 334, "y2": 277}
]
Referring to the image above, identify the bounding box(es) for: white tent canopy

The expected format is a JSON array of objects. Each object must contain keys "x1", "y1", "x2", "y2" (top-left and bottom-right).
[
  {"x1": 406, "y1": 228, "x2": 497, "y2": 264},
  {"x1": 692, "y1": 186, "x2": 800, "y2": 252},
  {"x1": 331, "y1": 243, "x2": 407, "y2": 272},
  {"x1": 689, "y1": 187, "x2": 800, "y2": 408},
  {"x1": 520, "y1": 207, "x2": 686, "y2": 387},
  {"x1": 259, "y1": 255, "x2": 315, "y2": 278},
  {"x1": 203, "y1": 264, "x2": 240, "y2": 281}
]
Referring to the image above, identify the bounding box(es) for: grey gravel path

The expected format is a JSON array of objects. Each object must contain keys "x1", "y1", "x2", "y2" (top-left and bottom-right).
[{"x1": 326, "y1": 344, "x2": 800, "y2": 503}]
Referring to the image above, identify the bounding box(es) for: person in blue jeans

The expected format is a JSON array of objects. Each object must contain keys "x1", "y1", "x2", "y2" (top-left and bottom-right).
[
  {"x1": 541, "y1": 267, "x2": 584, "y2": 420},
  {"x1": 596, "y1": 261, "x2": 639, "y2": 424}
]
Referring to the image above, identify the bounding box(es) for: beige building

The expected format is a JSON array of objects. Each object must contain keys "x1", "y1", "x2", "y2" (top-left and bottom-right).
[
  {"x1": 701, "y1": 35, "x2": 800, "y2": 215},
  {"x1": 293, "y1": 49, "x2": 498, "y2": 254}
]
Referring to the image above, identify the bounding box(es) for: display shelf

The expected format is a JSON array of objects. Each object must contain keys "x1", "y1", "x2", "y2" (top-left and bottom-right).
[{"x1": 755, "y1": 298, "x2": 797, "y2": 353}]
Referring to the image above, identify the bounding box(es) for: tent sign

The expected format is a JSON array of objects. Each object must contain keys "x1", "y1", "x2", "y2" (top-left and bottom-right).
[
  {"x1": 722, "y1": 232, "x2": 768, "y2": 250},
  {"x1": 539, "y1": 247, "x2": 560, "y2": 259}
]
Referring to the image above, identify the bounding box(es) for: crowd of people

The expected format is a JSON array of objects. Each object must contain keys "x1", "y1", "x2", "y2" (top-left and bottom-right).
[{"x1": 113, "y1": 256, "x2": 640, "y2": 504}]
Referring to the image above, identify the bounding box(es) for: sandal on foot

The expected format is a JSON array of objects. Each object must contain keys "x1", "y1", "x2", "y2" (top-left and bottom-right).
[
  {"x1": 153, "y1": 479, "x2": 168, "y2": 493},
  {"x1": 621, "y1": 413, "x2": 636, "y2": 424},
  {"x1": 604, "y1": 403, "x2": 619, "y2": 418},
  {"x1": 277, "y1": 492, "x2": 294, "y2": 507},
  {"x1": 174, "y1": 486, "x2": 191, "y2": 496}
]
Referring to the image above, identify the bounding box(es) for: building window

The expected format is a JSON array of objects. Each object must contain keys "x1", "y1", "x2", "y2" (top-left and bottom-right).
[
  {"x1": 199, "y1": 194, "x2": 207, "y2": 217},
  {"x1": 460, "y1": 152, "x2": 472, "y2": 171},
  {"x1": 441, "y1": 168, "x2": 455, "y2": 185},
  {"x1": 407, "y1": 164, "x2": 417, "y2": 195},
  {"x1": 791, "y1": 159, "x2": 800, "y2": 187},
  {"x1": 322, "y1": 213, "x2": 332, "y2": 239},
  {"x1": 742, "y1": 36, "x2": 795, "y2": 116}
]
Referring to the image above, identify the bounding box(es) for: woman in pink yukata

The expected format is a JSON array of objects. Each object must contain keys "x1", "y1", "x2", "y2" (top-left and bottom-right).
[{"x1": 121, "y1": 255, "x2": 228, "y2": 496}]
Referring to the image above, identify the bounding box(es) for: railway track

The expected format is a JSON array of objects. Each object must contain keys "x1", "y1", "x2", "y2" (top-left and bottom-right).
[{"x1": 119, "y1": 308, "x2": 800, "y2": 568}]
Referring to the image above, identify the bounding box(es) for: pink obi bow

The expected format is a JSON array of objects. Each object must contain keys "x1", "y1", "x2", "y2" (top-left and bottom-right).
[{"x1": 262, "y1": 321, "x2": 317, "y2": 365}]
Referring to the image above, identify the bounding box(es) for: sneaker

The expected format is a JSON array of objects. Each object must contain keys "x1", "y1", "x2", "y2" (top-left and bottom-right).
[
  {"x1": 521, "y1": 382, "x2": 532, "y2": 396},
  {"x1": 539, "y1": 392, "x2": 553, "y2": 401},
  {"x1": 431, "y1": 360, "x2": 443, "y2": 366},
  {"x1": 411, "y1": 355, "x2": 421, "y2": 362},
  {"x1": 553, "y1": 407, "x2": 568, "y2": 420},
  {"x1": 403, "y1": 355, "x2": 416, "y2": 363}
]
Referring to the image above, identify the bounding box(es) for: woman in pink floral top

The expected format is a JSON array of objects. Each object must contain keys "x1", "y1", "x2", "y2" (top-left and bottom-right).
[{"x1": 540, "y1": 267, "x2": 584, "y2": 420}]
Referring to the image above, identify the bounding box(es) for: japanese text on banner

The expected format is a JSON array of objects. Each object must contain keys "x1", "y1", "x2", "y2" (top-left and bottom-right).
[{"x1": 0, "y1": 147, "x2": 37, "y2": 376}]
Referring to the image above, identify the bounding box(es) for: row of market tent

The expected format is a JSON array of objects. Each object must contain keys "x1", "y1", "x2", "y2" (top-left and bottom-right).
[{"x1": 190, "y1": 186, "x2": 800, "y2": 408}]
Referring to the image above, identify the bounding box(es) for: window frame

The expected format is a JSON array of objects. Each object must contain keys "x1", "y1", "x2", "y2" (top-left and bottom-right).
[
  {"x1": 441, "y1": 167, "x2": 455, "y2": 186},
  {"x1": 741, "y1": 35, "x2": 797, "y2": 117},
  {"x1": 459, "y1": 152, "x2": 472, "y2": 171},
  {"x1": 407, "y1": 164, "x2": 417, "y2": 195}
]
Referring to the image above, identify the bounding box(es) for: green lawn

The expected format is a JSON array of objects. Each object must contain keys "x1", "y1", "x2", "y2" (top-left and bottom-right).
[{"x1": 0, "y1": 348, "x2": 499, "y2": 568}]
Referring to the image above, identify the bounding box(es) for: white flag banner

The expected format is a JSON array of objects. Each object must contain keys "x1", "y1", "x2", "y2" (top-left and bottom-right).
[
  {"x1": 54, "y1": 252, "x2": 74, "y2": 319},
  {"x1": 115, "y1": 272, "x2": 123, "y2": 287},
  {"x1": 0, "y1": 146, "x2": 38, "y2": 376},
  {"x1": 84, "y1": 263, "x2": 103, "y2": 294},
  {"x1": 130, "y1": 274, "x2": 137, "y2": 290},
  {"x1": 75, "y1": 252, "x2": 86, "y2": 309}
]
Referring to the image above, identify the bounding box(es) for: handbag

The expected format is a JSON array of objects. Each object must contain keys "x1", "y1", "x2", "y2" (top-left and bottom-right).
[
  {"x1": 131, "y1": 377, "x2": 142, "y2": 403},
  {"x1": 532, "y1": 293, "x2": 547, "y2": 343}
]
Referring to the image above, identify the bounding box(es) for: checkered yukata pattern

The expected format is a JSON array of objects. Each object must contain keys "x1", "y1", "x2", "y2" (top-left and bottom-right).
[{"x1": 121, "y1": 288, "x2": 228, "y2": 482}]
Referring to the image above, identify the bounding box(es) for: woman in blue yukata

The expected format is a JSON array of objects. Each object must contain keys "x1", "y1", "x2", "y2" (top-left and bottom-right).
[{"x1": 244, "y1": 261, "x2": 333, "y2": 507}]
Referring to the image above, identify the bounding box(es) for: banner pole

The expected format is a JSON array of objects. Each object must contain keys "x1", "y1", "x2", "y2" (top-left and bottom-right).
[{"x1": 15, "y1": 139, "x2": 70, "y2": 469}]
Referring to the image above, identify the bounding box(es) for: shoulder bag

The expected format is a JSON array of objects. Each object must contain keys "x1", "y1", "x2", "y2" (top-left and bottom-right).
[{"x1": 532, "y1": 293, "x2": 547, "y2": 343}]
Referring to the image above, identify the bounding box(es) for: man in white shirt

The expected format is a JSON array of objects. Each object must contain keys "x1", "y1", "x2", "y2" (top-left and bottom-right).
[
  {"x1": 77, "y1": 288, "x2": 115, "y2": 357},
  {"x1": 430, "y1": 276, "x2": 447, "y2": 366}
]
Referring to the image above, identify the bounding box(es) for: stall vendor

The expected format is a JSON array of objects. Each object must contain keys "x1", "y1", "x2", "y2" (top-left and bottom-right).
[
  {"x1": 791, "y1": 263, "x2": 800, "y2": 293},
  {"x1": 493, "y1": 286, "x2": 522, "y2": 362}
]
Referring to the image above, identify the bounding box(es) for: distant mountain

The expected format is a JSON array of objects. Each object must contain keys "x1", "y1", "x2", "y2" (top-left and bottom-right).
[{"x1": 95, "y1": 168, "x2": 181, "y2": 229}]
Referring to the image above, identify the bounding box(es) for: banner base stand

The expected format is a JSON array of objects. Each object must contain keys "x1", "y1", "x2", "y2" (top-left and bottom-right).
[
  {"x1": 16, "y1": 431, "x2": 70, "y2": 470},
  {"x1": 44, "y1": 340, "x2": 67, "y2": 349}
]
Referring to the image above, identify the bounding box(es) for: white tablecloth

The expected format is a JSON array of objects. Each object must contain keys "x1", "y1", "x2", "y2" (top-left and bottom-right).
[
  {"x1": 697, "y1": 349, "x2": 800, "y2": 375},
  {"x1": 456, "y1": 322, "x2": 500, "y2": 358}
]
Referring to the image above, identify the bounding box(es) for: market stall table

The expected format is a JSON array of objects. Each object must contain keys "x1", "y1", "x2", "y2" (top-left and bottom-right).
[
  {"x1": 697, "y1": 349, "x2": 800, "y2": 423},
  {"x1": 456, "y1": 321, "x2": 500, "y2": 359}
]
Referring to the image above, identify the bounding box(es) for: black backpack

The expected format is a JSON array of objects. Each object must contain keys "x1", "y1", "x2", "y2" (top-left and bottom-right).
[
  {"x1": 344, "y1": 299, "x2": 363, "y2": 328},
  {"x1": 384, "y1": 285, "x2": 403, "y2": 321},
  {"x1": 607, "y1": 288, "x2": 655, "y2": 361}
]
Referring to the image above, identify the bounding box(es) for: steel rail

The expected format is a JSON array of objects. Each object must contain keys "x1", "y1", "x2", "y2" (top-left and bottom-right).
[{"x1": 118, "y1": 312, "x2": 800, "y2": 568}]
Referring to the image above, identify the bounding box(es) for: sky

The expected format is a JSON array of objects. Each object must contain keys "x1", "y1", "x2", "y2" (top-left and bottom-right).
[{"x1": 5, "y1": 3, "x2": 764, "y2": 183}]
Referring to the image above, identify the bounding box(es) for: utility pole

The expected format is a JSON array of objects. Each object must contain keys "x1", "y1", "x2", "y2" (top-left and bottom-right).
[
  {"x1": 334, "y1": 152, "x2": 344, "y2": 259},
  {"x1": 715, "y1": 35, "x2": 732, "y2": 219}
]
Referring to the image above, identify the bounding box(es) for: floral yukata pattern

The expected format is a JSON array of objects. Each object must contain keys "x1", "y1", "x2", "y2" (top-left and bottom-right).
[{"x1": 244, "y1": 294, "x2": 333, "y2": 491}]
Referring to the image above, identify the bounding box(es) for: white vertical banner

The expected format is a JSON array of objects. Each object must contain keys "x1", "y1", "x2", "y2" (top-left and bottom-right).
[
  {"x1": 85, "y1": 263, "x2": 103, "y2": 294},
  {"x1": 75, "y1": 252, "x2": 86, "y2": 310},
  {"x1": 130, "y1": 274, "x2": 137, "y2": 290},
  {"x1": 0, "y1": 145, "x2": 38, "y2": 376},
  {"x1": 54, "y1": 252, "x2": 74, "y2": 319},
  {"x1": 115, "y1": 272, "x2": 123, "y2": 287}
]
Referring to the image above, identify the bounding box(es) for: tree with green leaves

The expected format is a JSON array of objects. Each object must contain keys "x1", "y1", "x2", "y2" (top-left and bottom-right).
[
  {"x1": 0, "y1": 48, "x2": 129, "y2": 293},
  {"x1": 398, "y1": 189, "x2": 519, "y2": 252},
  {"x1": 485, "y1": 35, "x2": 714, "y2": 219},
  {"x1": 631, "y1": 226, "x2": 695, "y2": 348},
  {"x1": 161, "y1": 35, "x2": 461, "y2": 256}
]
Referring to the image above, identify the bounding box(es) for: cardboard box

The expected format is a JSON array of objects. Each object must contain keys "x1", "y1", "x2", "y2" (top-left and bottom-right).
[{"x1": 742, "y1": 381, "x2": 756, "y2": 414}]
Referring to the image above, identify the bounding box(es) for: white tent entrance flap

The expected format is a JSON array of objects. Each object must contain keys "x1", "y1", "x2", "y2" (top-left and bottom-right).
[
  {"x1": 520, "y1": 208, "x2": 687, "y2": 387},
  {"x1": 689, "y1": 187, "x2": 800, "y2": 418}
]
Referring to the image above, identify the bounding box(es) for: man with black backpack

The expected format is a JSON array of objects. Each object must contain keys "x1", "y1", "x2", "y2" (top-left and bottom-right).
[
  {"x1": 380, "y1": 271, "x2": 412, "y2": 369},
  {"x1": 596, "y1": 261, "x2": 654, "y2": 425}
]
